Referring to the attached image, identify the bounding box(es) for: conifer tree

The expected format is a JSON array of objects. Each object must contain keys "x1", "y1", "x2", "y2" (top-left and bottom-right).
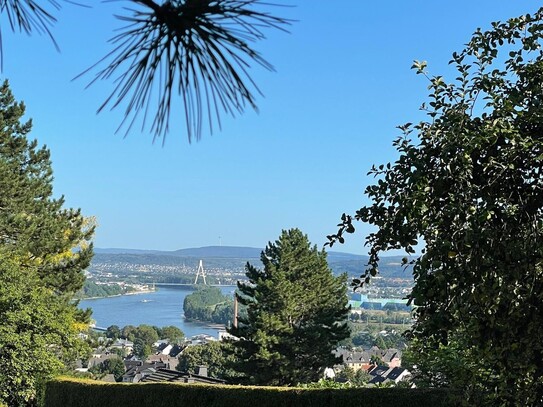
[
  {"x1": 0, "y1": 1, "x2": 290, "y2": 143},
  {"x1": 0, "y1": 80, "x2": 94, "y2": 406},
  {"x1": 228, "y1": 228, "x2": 350, "y2": 386},
  {"x1": 0, "y1": 80, "x2": 94, "y2": 294}
]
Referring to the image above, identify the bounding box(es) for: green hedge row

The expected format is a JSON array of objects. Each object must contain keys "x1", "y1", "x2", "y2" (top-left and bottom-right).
[{"x1": 44, "y1": 377, "x2": 464, "y2": 407}]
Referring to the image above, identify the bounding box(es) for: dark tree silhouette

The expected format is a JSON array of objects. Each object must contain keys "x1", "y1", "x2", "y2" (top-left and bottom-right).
[{"x1": 1, "y1": 0, "x2": 291, "y2": 143}]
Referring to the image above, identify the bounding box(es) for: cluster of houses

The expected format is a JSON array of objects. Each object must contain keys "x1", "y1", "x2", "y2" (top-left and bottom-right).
[
  {"x1": 335, "y1": 347, "x2": 411, "y2": 385},
  {"x1": 80, "y1": 331, "x2": 410, "y2": 387},
  {"x1": 81, "y1": 333, "x2": 219, "y2": 383}
]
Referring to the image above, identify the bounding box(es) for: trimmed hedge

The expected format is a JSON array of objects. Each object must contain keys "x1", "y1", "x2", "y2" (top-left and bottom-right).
[{"x1": 44, "y1": 377, "x2": 463, "y2": 407}]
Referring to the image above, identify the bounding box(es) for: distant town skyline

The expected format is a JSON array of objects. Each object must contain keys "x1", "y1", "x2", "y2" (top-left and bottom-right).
[{"x1": 2, "y1": 1, "x2": 540, "y2": 254}]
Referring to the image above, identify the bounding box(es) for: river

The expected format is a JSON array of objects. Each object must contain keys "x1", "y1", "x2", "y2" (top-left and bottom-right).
[{"x1": 78, "y1": 285, "x2": 236, "y2": 338}]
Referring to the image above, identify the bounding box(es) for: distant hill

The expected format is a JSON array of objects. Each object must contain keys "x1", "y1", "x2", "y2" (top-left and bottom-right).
[
  {"x1": 94, "y1": 248, "x2": 163, "y2": 255},
  {"x1": 172, "y1": 246, "x2": 262, "y2": 258},
  {"x1": 328, "y1": 256, "x2": 413, "y2": 280},
  {"x1": 94, "y1": 246, "x2": 259, "y2": 257},
  {"x1": 94, "y1": 245, "x2": 366, "y2": 260},
  {"x1": 93, "y1": 246, "x2": 413, "y2": 279}
]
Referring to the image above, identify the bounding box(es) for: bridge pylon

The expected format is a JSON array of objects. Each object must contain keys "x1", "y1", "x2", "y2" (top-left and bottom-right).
[{"x1": 194, "y1": 260, "x2": 207, "y2": 285}]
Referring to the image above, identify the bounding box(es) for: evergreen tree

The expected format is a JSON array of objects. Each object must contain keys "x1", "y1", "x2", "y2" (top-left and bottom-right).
[
  {"x1": 0, "y1": 1, "x2": 290, "y2": 143},
  {"x1": 0, "y1": 80, "x2": 94, "y2": 406},
  {"x1": 228, "y1": 228, "x2": 350, "y2": 386},
  {"x1": 0, "y1": 80, "x2": 94, "y2": 295},
  {"x1": 133, "y1": 338, "x2": 151, "y2": 361}
]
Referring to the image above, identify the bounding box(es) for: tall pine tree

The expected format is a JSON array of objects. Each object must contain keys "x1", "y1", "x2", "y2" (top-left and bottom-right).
[
  {"x1": 228, "y1": 228, "x2": 350, "y2": 386},
  {"x1": 0, "y1": 80, "x2": 94, "y2": 406},
  {"x1": 0, "y1": 80, "x2": 94, "y2": 294}
]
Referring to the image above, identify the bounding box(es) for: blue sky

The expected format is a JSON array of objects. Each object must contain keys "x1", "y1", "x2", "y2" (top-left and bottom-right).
[{"x1": 1, "y1": 1, "x2": 541, "y2": 254}]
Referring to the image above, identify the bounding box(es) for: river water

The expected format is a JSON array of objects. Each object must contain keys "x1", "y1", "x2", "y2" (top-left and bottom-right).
[{"x1": 78, "y1": 285, "x2": 236, "y2": 339}]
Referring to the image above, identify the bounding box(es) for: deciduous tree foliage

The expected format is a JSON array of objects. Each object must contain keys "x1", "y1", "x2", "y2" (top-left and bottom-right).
[
  {"x1": 176, "y1": 341, "x2": 239, "y2": 381},
  {"x1": 335, "y1": 366, "x2": 371, "y2": 387},
  {"x1": 0, "y1": 256, "x2": 84, "y2": 406},
  {"x1": 228, "y1": 228, "x2": 350, "y2": 386},
  {"x1": 121, "y1": 325, "x2": 137, "y2": 340},
  {"x1": 160, "y1": 325, "x2": 185, "y2": 343},
  {"x1": 106, "y1": 325, "x2": 121, "y2": 340},
  {"x1": 133, "y1": 324, "x2": 159, "y2": 347},
  {"x1": 327, "y1": 8, "x2": 543, "y2": 406},
  {"x1": 88, "y1": 356, "x2": 126, "y2": 382},
  {"x1": 0, "y1": 81, "x2": 94, "y2": 406}
]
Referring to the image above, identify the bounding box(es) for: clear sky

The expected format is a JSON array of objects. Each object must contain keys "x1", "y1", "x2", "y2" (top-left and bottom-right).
[{"x1": 1, "y1": 1, "x2": 541, "y2": 254}]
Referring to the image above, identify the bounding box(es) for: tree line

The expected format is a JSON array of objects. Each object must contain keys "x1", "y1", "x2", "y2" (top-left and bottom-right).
[{"x1": 74, "y1": 281, "x2": 135, "y2": 299}]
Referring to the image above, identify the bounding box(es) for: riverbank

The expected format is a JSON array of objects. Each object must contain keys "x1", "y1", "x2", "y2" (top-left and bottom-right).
[
  {"x1": 183, "y1": 318, "x2": 226, "y2": 329},
  {"x1": 77, "y1": 288, "x2": 157, "y2": 301}
]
